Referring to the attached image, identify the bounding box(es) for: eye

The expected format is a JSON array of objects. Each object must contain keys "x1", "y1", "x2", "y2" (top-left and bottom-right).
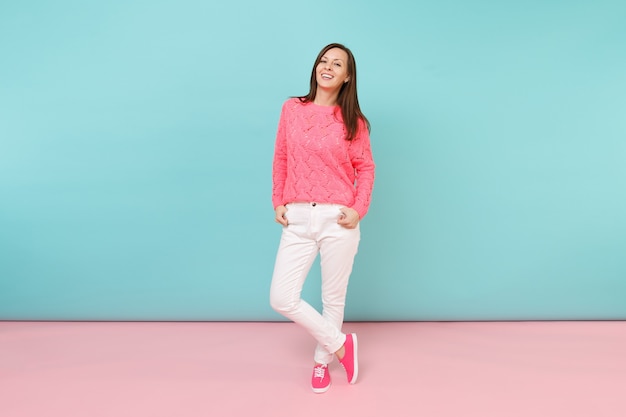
[{"x1": 334, "y1": 62, "x2": 342, "y2": 67}]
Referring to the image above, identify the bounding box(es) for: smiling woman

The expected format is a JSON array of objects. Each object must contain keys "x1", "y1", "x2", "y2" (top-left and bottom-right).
[
  {"x1": 316, "y1": 49, "x2": 350, "y2": 102},
  {"x1": 269, "y1": 43, "x2": 375, "y2": 394}
]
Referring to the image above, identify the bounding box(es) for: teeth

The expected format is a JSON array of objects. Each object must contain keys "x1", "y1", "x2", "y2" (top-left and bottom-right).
[{"x1": 321, "y1": 74, "x2": 332, "y2": 79}]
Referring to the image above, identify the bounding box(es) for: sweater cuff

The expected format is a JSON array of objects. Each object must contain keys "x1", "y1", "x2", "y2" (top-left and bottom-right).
[{"x1": 353, "y1": 204, "x2": 368, "y2": 220}]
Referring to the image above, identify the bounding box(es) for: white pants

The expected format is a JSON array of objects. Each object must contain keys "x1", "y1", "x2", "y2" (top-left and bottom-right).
[{"x1": 270, "y1": 203, "x2": 360, "y2": 365}]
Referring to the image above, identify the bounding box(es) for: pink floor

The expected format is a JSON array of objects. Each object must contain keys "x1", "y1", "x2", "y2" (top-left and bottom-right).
[{"x1": 1, "y1": 321, "x2": 625, "y2": 417}]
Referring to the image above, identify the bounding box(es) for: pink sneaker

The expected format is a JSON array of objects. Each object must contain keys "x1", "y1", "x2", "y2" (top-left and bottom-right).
[
  {"x1": 311, "y1": 364, "x2": 331, "y2": 393},
  {"x1": 339, "y1": 333, "x2": 358, "y2": 384}
]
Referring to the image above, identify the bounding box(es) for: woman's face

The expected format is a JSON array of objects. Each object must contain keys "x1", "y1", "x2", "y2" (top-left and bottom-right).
[{"x1": 315, "y1": 47, "x2": 350, "y2": 93}]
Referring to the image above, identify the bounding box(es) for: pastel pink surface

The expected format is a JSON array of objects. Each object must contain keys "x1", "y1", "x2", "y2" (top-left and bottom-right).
[{"x1": 1, "y1": 321, "x2": 625, "y2": 417}]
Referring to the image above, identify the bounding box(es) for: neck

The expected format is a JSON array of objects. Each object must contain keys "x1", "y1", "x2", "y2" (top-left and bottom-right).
[{"x1": 313, "y1": 88, "x2": 339, "y2": 106}]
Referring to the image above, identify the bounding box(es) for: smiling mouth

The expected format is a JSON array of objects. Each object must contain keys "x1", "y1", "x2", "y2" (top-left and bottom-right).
[{"x1": 321, "y1": 73, "x2": 333, "y2": 80}]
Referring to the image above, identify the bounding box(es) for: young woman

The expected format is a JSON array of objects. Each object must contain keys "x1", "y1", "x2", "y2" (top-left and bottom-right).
[{"x1": 270, "y1": 43, "x2": 375, "y2": 393}]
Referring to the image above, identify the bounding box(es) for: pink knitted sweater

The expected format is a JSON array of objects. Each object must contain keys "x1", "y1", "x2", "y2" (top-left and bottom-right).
[{"x1": 272, "y1": 98, "x2": 375, "y2": 219}]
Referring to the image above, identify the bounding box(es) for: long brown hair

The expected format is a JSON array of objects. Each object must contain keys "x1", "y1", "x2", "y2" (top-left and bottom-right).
[{"x1": 297, "y1": 43, "x2": 370, "y2": 141}]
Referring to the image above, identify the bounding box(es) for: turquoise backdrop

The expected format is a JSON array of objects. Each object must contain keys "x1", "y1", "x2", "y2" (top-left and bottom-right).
[{"x1": 1, "y1": 0, "x2": 625, "y2": 321}]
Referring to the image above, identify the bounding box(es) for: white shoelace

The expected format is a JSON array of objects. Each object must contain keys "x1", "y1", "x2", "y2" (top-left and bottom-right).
[{"x1": 314, "y1": 365, "x2": 327, "y2": 379}]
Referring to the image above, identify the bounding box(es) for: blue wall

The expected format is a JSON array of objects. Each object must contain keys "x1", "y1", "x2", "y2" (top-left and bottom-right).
[{"x1": 1, "y1": 0, "x2": 625, "y2": 321}]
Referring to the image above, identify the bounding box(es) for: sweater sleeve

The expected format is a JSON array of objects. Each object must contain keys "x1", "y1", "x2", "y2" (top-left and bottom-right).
[
  {"x1": 349, "y1": 120, "x2": 375, "y2": 219},
  {"x1": 271, "y1": 102, "x2": 288, "y2": 209}
]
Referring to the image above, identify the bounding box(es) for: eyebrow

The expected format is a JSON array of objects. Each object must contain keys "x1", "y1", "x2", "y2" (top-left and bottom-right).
[{"x1": 321, "y1": 56, "x2": 345, "y2": 62}]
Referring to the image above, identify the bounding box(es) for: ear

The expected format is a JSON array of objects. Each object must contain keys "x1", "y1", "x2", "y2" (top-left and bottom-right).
[{"x1": 344, "y1": 78, "x2": 350, "y2": 83}]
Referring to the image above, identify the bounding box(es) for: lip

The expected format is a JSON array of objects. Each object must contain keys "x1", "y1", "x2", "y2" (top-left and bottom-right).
[{"x1": 320, "y1": 72, "x2": 334, "y2": 80}]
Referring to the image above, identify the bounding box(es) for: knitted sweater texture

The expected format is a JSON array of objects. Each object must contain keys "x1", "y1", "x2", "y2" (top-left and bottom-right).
[{"x1": 272, "y1": 98, "x2": 375, "y2": 219}]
